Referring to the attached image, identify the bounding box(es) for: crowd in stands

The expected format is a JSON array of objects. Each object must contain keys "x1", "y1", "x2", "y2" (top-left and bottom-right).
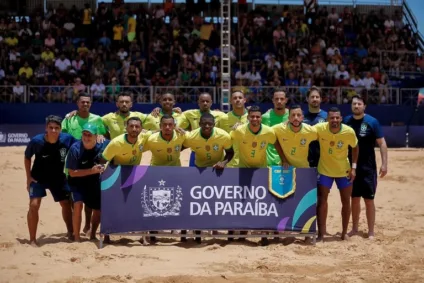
[{"x1": 0, "y1": 1, "x2": 422, "y2": 104}]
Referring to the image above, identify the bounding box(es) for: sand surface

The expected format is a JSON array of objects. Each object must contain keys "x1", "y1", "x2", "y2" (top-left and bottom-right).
[{"x1": 0, "y1": 148, "x2": 424, "y2": 283}]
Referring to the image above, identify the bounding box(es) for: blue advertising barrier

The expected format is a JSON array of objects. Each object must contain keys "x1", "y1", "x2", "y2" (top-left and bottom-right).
[
  {"x1": 100, "y1": 165, "x2": 317, "y2": 241},
  {"x1": 408, "y1": 126, "x2": 424, "y2": 147},
  {"x1": 0, "y1": 124, "x2": 45, "y2": 146},
  {"x1": 382, "y1": 126, "x2": 407, "y2": 148}
]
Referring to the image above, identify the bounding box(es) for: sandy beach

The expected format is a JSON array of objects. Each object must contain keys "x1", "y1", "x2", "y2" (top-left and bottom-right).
[{"x1": 0, "y1": 148, "x2": 423, "y2": 283}]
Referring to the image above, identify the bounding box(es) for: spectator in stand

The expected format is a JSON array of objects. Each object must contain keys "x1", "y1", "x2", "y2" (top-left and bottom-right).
[{"x1": 90, "y1": 77, "x2": 106, "y2": 102}]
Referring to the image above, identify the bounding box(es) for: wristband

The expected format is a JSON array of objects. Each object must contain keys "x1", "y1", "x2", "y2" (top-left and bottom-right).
[{"x1": 352, "y1": 163, "x2": 357, "y2": 169}]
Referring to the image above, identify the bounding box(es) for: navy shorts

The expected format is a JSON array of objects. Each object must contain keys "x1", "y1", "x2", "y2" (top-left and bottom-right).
[
  {"x1": 318, "y1": 174, "x2": 352, "y2": 190},
  {"x1": 70, "y1": 186, "x2": 101, "y2": 210},
  {"x1": 29, "y1": 182, "x2": 70, "y2": 202},
  {"x1": 352, "y1": 169, "x2": 377, "y2": 200}
]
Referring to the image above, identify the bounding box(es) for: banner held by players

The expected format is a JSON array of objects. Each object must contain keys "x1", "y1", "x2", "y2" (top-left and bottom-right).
[{"x1": 100, "y1": 166, "x2": 317, "y2": 234}]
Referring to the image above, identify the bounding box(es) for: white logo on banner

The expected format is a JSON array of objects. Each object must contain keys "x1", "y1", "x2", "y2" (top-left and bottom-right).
[
  {"x1": 5, "y1": 133, "x2": 31, "y2": 143},
  {"x1": 0, "y1": 132, "x2": 6, "y2": 143},
  {"x1": 141, "y1": 179, "x2": 182, "y2": 217}
]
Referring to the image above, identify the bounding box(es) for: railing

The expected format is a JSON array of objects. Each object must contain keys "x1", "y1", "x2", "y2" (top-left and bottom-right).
[
  {"x1": 0, "y1": 85, "x2": 27, "y2": 103},
  {"x1": 153, "y1": 86, "x2": 217, "y2": 104},
  {"x1": 2, "y1": 85, "x2": 421, "y2": 106}
]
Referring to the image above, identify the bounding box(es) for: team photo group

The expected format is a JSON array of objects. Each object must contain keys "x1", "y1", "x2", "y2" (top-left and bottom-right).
[{"x1": 24, "y1": 86, "x2": 388, "y2": 247}]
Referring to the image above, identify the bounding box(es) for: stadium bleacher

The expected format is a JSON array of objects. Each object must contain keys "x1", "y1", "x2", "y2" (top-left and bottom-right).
[{"x1": 0, "y1": 0, "x2": 423, "y2": 105}]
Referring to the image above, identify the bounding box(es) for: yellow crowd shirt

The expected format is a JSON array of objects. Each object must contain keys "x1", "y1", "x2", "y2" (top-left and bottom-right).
[
  {"x1": 113, "y1": 25, "x2": 123, "y2": 40},
  {"x1": 216, "y1": 110, "x2": 248, "y2": 167},
  {"x1": 177, "y1": 109, "x2": 226, "y2": 130},
  {"x1": 183, "y1": 128, "x2": 232, "y2": 167},
  {"x1": 314, "y1": 123, "x2": 358, "y2": 177},
  {"x1": 273, "y1": 123, "x2": 318, "y2": 168},
  {"x1": 144, "y1": 131, "x2": 185, "y2": 166},
  {"x1": 143, "y1": 111, "x2": 182, "y2": 131},
  {"x1": 102, "y1": 132, "x2": 151, "y2": 165},
  {"x1": 102, "y1": 111, "x2": 147, "y2": 139},
  {"x1": 83, "y1": 8, "x2": 92, "y2": 25},
  {"x1": 230, "y1": 124, "x2": 276, "y2": 168},
  {"x1": 127, "y1": 17, "x2": 136, "y2": 33}
]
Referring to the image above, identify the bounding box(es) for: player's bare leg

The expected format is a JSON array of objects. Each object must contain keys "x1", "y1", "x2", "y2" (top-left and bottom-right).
[
  {"x1": 72, "y1": 201, "x2": 84, "y2": 242},
  {"x1": 364, "y1": 199, "x2": 376, "y2": 239},
  {"x1": 83, "y1": 205, "x2": 92, "y2": 235},
  {"x1": 348, "y1": 197, "x2": 361, "y2": 237},
  {"x1": 317, "y1": 185, "x2": 330, "y2": 242},
  {"x1": 27, "y1": 198, "x2": 42, "y2": 246},
  {"x1": 59, "y1": 200, "x2": 74, "y2": 241},
  {"x1": 90, "y1": 209, "x2": 101, "y2": 240},
  {"x1": 339, "y1": 186, "x2": 352, "y2": 240}
]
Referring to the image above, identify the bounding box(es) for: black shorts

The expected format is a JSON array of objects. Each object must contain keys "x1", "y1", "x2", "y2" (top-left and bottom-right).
[
  {"x1": 352, "y1": 169, "x2": 377, "y2": 200},
  {"x1": 70, "y1": 185, "x2": 101, "y2": 210}
]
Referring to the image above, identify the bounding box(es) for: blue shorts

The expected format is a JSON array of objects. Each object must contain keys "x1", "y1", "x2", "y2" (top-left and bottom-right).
[
  {"x1": 318, "y1": 174, "x2": 351, "y2": 190},
  {"x1": 189, "y1": 151, "x2": 196, "y2": 167},
  {"x1": 29, "y1": 182, "x2": 70, "y2": 202},
  {"x1": 70, "y1": 186, "x2": 101, "y2": 210}
]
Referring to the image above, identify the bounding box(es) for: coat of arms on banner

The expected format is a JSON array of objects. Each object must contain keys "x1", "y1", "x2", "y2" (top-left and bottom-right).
[{"x1": 141, "y1": 179, "x2": 182, "y2": 217}]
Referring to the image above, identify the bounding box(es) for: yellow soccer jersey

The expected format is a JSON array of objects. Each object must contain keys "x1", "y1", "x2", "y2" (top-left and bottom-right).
[
  {"x1": 216, "y1": 110, "x2": 248, "y2": 167},
  {"x1": 183, "y1": 128, "x2": 232, "y2": 167},
  {"x1": 314, "y1": 123, "x2": 358, "y2": 177},
  {"x1": 142, "y1": 111, "x2": 182, "y2": 131},
  {"x1": 144, "y1": 130, "x2": 185, "y2": 166},
  {"x1": 102, "y1": 111, "x2": 147, "y2": 139},
  {"x1": 102, "y1": 132, "x2": 151, "y2": 165},
  {"x1": 231, "y1": 124, "x2": 276, "y2": 168},
  {"x1": 273, "y1": 123, "x2": 318, "y2": 168},
  {"x1": 177, "y1": 109, "x2": 226, "y2": 130}
]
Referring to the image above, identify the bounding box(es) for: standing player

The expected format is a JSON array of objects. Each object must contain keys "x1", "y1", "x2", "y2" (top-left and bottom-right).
[
  {"x1": 216, "y1": 90, "x2": 248, "y2": 168},
  {"x1": 24, "y1": 115, "x2": 76, "y2": 246},
  {"x1": 344, "y1": 95, "x2": 388, "y2": 239},
  {"x1": 178, "y1": 92, "x2": 226, "y2": 167},
  {"x1": 61, "y1": 93, "x2": 107, "y2": 236},
  {"x1": 144, "y1": 114, "x2": 187, "y2": 242},
  {"x1": 183, "y1": 113, "x2": 234, "y2": 243},
  {"x1": 261, "y1": 89, "x2": 289, "y2": 166},
  {"x1": 101, "y1": 92, "x2": 147, "y2": 139},
  {"x1": 315, "y1": 107, "x2": 359, "y2": 241},
  {"x1": 66, "y1": 124, "x2": 105, "y2": 242},
  {"x1": 230, "y1": 105, "x2": 276, "y2": 241},
  {"x1": 303, "y1": 87, "x2": 328, "y2": 167},
  {"x1": 273, "y1": 104, "x2": 318, "y2": 169},
  {"x1": 143, "y1": 93, "x2": 183, "y2": 131}
]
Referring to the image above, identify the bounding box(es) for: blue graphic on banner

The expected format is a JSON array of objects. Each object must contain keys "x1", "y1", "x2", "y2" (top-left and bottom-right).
[
  {"x1": 100, "y1": 166, "x2": 318, "y2": 234},
  {"x1": 269, "y1": 166, "x2": 296, "y2": 198}
]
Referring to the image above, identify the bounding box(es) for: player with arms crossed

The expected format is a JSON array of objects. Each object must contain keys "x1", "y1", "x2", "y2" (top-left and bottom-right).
[
  {"x1": 315, "y1": 107, "x2": 359, "y2": 241},
  {"x1": 66, "y1": 124, "x2": 105, "y2": 242},
  {"x1": 143, "y1": 93, "x2": 183, "y2": 131},
  {"x1": 183, "y1": 112, "x2": 234, "y2": 243},
  {"x1": 344, "y1": 95, "x2": 388, "y2": 240},
  {"x1": 24, "y1": 115, "x2": 77, "y2": 246},
  {"x1": 261, "y1": 89, "x2": 289, "y2": 166},
  {"x1": 303, "y1": 87, "x2": 328, "y2": 167}
]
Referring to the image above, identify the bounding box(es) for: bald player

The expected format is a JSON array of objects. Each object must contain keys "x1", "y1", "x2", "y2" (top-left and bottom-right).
[
  {"x1": 344, "y1": 95, "x2": 388, "y2": 240},
  {"x1": 143, "y1": 93, "x2": 183, "y2": 131},
  {"x1": 315, "y1": 107, "x2": 359, "y2": 241},
  {"x1": 216, "y1": 90, "x2": 248, "y2": 168},
  {"x1": 261, "y1": 89, "x2": 289, "y2": 166}
]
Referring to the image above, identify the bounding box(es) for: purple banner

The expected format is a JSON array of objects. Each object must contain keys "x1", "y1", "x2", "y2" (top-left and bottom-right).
[
  {"x1": 408, "y1": 126, "x2": 424, "y2": 147},
  {"x1": 0, "y1": 124, "x2": 45, "y2": 146},
  {"x1": 382, "y1": 126, "x2": 407, "y2": 148},
  {"x1": 100, "y1": 166, "x2": 318, "y2": 234}
]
